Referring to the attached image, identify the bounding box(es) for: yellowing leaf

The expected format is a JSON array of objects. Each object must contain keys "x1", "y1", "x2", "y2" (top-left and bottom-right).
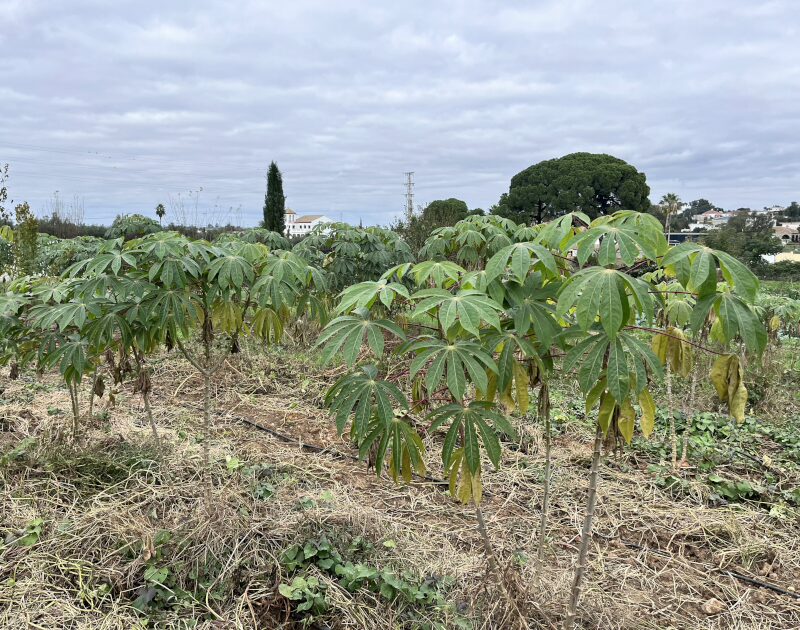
[
  {"x1": 447, "y1": 449, "x2": 482, "y2": 504},
  {"x1": 514, "y1": 360, "x2": 530, "y2": 415},
  {"x1": 618, "y1": 398, "x2": 635, "y2": 444},
  {"x1": 678, "y1": 337, "x2": 693, "y2": 378},
  {"x1": 478, "y1": 370, "x2": 498, "y2": 403},
  {"x1": 498, "y1": 383, "x2": 515, "y2": 414},
  {"x1": 709, "y1": 354, "x2": 748, "y2": 424},
  {"x1": 769, "y1": 315, "x2": 781, "y2": 332},
  {"x1": 597, "y1": 391, "x2": 616, "y2": 435},
  {"x1": 639, "y1": 388, "x2": 656, "y2": 438},
  {"x1": 710, "y1": 355, "x2": 732, "y2": 401},
  {"x1": 728, "y1": 356, "x2": 747, "y2": 424},
  {"x1": 585, "y1": 378, "x2": 606, "y2": 417},
  {"x1": 652, "y1": 333, "x2": 668, "y2": 365}
]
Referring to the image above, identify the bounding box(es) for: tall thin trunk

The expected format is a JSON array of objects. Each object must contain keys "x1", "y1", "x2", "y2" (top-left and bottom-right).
[
  {"x1": 536, "y1": 383, "x2": 552, "y2": 568},
  {"x1": 564, "y1": 426, "x2": 603, "y2": 630},
  {"x1": 666, "y1": 363, "x2": 677, "y2": 470},
  {"x1": 665, "y1": 211, "x2": 672, "y2": 245}
]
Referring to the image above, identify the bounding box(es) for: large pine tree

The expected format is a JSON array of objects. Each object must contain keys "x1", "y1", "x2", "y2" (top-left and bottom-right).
[{"x1": 263, "y1": 161, "x2": 286, "y2": 233}]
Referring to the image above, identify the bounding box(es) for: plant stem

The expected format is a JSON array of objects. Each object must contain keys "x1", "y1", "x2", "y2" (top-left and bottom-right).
[
  {"x1": 564, "y1": 425, "x2": 603, "y2": 630},
  {"x1": 68, "y1": 381, "x2": 80, "y2": 441},
  {"x1": 474, "y1": 500, "x2": 527, "y2": 630},
  {"x1": 680, "y1": 366, "x2": 698, "y2": 465},
  {"x1": 202, "y1": 370, "x2": 211, "y2": 474},
  {"x1": 88, "y1": 370, "x2": 99, "y2": 419},
  {"x1": 143, "y1": 387, "x2": 158, "y2": 445},
  {"x1": 536, "y1": 383, "x2": 552, "y2": 569},
  {"x1": 666, "y1": 363, "x2": 677, "y2": 471}
]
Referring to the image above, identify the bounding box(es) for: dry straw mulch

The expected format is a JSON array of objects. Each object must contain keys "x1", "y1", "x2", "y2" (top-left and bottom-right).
[{"x1": 2, "y1": 347, "x2": 800, "y2": 629}]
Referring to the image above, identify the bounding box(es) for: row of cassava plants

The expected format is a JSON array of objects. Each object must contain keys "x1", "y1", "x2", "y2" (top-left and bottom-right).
[
  {"x1": 0, "y1": 231, "x2": 328, "y2": 468},
  {"x1": 316, "y1": 211, "x2": 765, "y2": 629}
]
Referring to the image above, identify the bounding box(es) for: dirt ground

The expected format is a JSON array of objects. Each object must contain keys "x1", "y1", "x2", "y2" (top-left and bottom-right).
[{"x1": 2, "y1": 346, "x2": 800, "y2": 629}]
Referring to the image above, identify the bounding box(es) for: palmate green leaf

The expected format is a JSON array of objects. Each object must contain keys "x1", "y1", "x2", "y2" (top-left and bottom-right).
[
  {"x1": 39, "y1": 335, "x2": 88, "y2": 385},
  {"x1": 29, "y1": 297, "x2": 103, "y2": 332},
  {"x1": 565, "y1": 222, "x2": 657, "y2": 267},
  {"x1": 147, "y1": 256, "x2": 201, "y2": 289},
  {"x1": 564, "y1": 330, "x2": 662, "y2": 397},
  {"x1": 714, "y1": 293, "x2": 767, "y2": 355},
  {"x1": 662, "y1": 243, "x2": 759, "y2": 301},
  {"x1": 207, "y1": 254, "x2": 254, "y2": 290},
  {"x1": 484, "y1": 242, "x2": 558, "y2": 283},
  {"x1": 410, "y1": 260, "x2": 464, "y2": 288},
  {"x1": 251, "y1": 274, "x2": 300, "y2": 311},
  {"x1": 606, "y1": 337, "x2": 630, "y2": 404},
  {"x1": 336, "y1": 280, "x2": 410, "y2": 314},
  {"x1": 317, "y1": 308, "x2": 406, "y2": 366},
  {"x1": 410, "y1": 289, "x2": 503, "y2": 337},
  {"x1": 504, "y1": 272, "x2": 561, "y2": 339},
  {"x1": 483, "y1": 329, "x2": 539, "y2": 395},
  {"x1": 325, "y1": 364, "x2": 409, "y2": 442},
  {"x1": 82, "y1": 309, "x2": 133, "y2": 352},
  {"x1": 142, "y1": 288, "x2": 202, "y2": 336},
  {"x1": 577, "y1": 336, "x2": 609, "y2": 393},
  {"x1": 406, "y1": 337, "x2": 497, "y2": 402},
  {"x1": 604, "y1": 210, "x2": 669, "y2": 258},
  {"x1": 357, "y1": 415, "x2": 425, "y2": 483},
  {"x1": 128, "y1": 231, "x2": 191, "y2": 261},
  {"x1": 558, "y1": 268, "x2": 654, "y2": 339},
  {"x1": 379, "y1": 262, "x2": 414, "y2": 282},
  {"x1": 63, "y1": 250, "x2": 137, "y2": 279},
  {"x1": 249, "y1": 307, "x2": 284, "y2": 343},
  {"x1": 537, "y1": 212, "x2": 591, "y2": 251},
  {"x1": 427, "y1": 401, "x2": 516, "y2": 473}
]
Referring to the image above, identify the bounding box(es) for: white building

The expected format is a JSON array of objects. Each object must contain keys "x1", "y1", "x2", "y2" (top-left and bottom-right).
[{"x1": 284, "y1": 209, "x2": 333, "y2": 238}]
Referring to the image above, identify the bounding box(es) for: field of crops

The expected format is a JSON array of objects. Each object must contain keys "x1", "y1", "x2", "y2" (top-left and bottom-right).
[{"x1": 2, "y1": 212, "x2": 800, "y2": 629}]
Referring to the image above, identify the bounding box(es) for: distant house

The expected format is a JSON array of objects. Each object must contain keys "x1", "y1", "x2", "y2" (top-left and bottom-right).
[
  {"x1": 693, "y1": 210, "x2": 728, "y2": 224},
  {"x1": 774, "y1": 226, "x2": 800, "y2": 244},
  {"x1": 285, "y1": 211, "x2": 333, "y2": 237}
]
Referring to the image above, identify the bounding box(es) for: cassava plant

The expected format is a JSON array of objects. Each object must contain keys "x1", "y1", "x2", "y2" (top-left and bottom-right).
[{"x1": 317, "y1": 210, "x2": 765, "y2": 629}]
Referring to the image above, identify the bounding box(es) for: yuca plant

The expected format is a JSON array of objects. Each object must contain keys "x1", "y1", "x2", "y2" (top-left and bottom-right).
[
  {"x1": 126, "y1": 233, "x2": 318, "y2": 470},
  {"x1": 317, "y1": 210, "x2": 765, "y2": 628}
]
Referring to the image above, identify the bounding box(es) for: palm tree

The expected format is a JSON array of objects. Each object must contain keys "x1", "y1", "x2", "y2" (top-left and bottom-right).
[
  {"x1": 155, "y1": 203, "x2": 166, "y2": 226},
  {"x1": 660, "y1": 193, "x2": 683, "y2": 244}
]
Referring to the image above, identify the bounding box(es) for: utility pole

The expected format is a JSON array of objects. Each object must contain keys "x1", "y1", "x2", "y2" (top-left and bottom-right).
[{"x1": 404, "y1": 172, "x2": 415, "y2": 223}]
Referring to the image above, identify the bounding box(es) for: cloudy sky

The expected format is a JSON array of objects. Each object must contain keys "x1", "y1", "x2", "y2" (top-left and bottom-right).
[{"x1": 1, "y1": 0, "x2": 799, "y2": 226}]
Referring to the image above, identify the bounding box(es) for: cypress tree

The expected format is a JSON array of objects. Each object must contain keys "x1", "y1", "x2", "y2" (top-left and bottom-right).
[{"x1": 263, "y1": 161, "x2": 286, "y2": 234}]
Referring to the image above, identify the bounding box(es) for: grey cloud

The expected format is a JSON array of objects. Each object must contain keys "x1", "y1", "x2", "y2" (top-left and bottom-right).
[{"x1": 0, "y1": 0, "x2": 798, "y2": 226}]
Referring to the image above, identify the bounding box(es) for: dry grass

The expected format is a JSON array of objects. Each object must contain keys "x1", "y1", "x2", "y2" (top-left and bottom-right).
[{"x1": 2, "y1": 345, "x2": 800, "y2": 629}]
